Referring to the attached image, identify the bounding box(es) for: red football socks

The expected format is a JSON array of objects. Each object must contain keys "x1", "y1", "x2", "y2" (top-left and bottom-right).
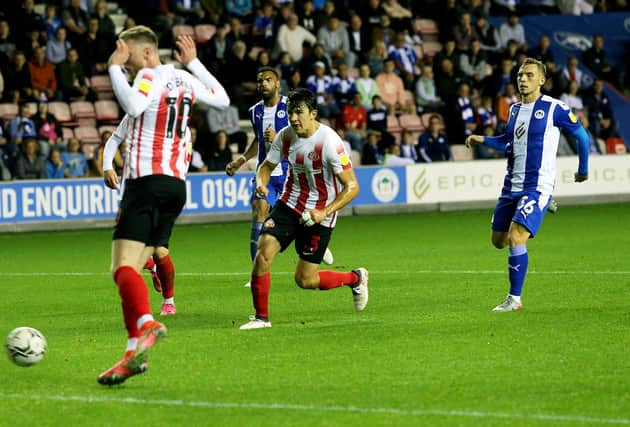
[
  {"x1": 251, "y1": 272, "x2": 271, "y2": 319},
  {"x1": 317, "y1": 270, "x2": 360, "y2": 290},
  {"x1": 143, "y1": 256, "x2": 155, "y2": 271},
  {"x1": 156, "y1": 255, "x2": 175, "y2": 299},
  {"x1": 114, "y1": 266, "x2": 151, "y2": 338}
]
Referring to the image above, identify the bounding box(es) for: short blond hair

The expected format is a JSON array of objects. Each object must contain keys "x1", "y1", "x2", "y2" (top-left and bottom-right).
[
  {"x1": 119, "y1": 25, "x2": 158, "y2": 49},
  {"x1": 521, "y1": 57, "x2": 546, "y2": 76}
]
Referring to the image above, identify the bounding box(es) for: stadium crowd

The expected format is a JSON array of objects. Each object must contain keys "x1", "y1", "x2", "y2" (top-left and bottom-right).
[{"x1": 0, "y1": 0, "x2": 627, "y2": 181}]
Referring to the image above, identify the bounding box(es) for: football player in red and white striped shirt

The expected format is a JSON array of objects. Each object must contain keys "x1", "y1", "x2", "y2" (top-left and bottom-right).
[
  {"x1": 240, "y1": 88, "x2": 369, "y2": 330},
  {"x1": 98, "y1": 27, "x2": 230, "y2": 385}
]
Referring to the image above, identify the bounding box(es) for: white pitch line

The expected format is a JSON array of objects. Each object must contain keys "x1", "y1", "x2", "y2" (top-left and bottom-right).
[
  {"x1": 0, "y1": 270, "x2": 629, "y2": 276},
  {"x1": 0, "y1": 393, "x2": 628, "y2": 425}
]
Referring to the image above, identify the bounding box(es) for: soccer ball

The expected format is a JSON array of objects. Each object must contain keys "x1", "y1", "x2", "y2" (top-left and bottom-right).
[{"x1": 5, "y1": 327, "x2": 47, "y2": 367}]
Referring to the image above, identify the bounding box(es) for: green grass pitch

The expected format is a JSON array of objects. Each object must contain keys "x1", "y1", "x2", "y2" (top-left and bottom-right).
[{"x1": 1, "y1": 203, "x2": 629, "y2": 426}]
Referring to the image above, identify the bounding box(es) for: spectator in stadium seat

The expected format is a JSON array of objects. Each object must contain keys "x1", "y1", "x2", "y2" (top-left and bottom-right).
[
  {"x1": 456, "y1": 82, "x2": 477, "y2": 141},
  {"x1": 362, "y1": 129, "x2": 383, "y2": 165},
  {"x1": 29, "y1": 46, "x2": 57, "y2": 100},
  {"x1": 375, "y1": 58, "x2": 405, "y2": 114},
  {"x1": 226, "y1": 0, "x2": 254, "y2": 21},
  {"x1": 16, "y1": 138, "x2": 46, "y2": 179},
  {"x1": 79, "y1": 17, "x2": 113, "y2": 77},
  {"x1": 560, "y1": 80, "x2": 585, "y2": 114},
  {"x1": 496, "y1": 82, "x2": 520, "y2": 124},
  {"x1": 275, "y1": 13, "x2": 317, "y2": 64},
  {"x1": 475, "y1": 14, "x2": 500, "y2": 59},
  {"x1": 417, "y1": 114, "x2": 452, "y2": 162},
  {"x1": 4, "y1": 51, "x2": 32, "y2": 103},
  {"x1": 528, "y1": 34, "x2": 554, "y2": 64},
  {"x1": 61, "y1": 137, "x2": 88, "y2": 178},
  {"x1": 340, "y1": 92, "x2": 367, "y2": 151},
  {"x1": 62, "y1": 0, "x2": 89, "y2": 46},
  {"x1": 559, "y1": 56, "x2": 588, "y2": 93},
  {"x1": 228, "y1": 16, "x2": 252, "y2": 48},
  {"x1": 453, "y1": 11, "x2": 478, "y2": 52},
  {"x1": 0, "y1": 19, "x2": 17, "y2": 61},
  {"x1": 200, "y1": 22, "x2": 232, "y2": 80},
  {"x1": 582, "y1": 34, "x2": 621, "y2": 89},
  {"x1": 383, "y1": 141, "x2": 414, "y2": 166},
  {"x1": 44, "y1": 4, "x2": 63, "y2": 41},
  {"x1": 0, "y1": 121, "x2": 15, "y2": 178},
  {"x1": 399, "y1": 129, "x2": 418, "y2": 162},
  {"x1": 415, "y1": 65, "x2": 443, "y2": 113},
  {"x1": 498, "y1": 12, "x2": 527, "y2": 52},
  {"x1": 459, "y1": 38, "x2": 490, "y2": 89},
  {"x1": 387, "y1": 32, "x2": 421, "y2": 89},
  {"x1": 45, "y1": 27, "x2": 72, "y2": 65},
  {"x1": 56, "y1": 48, "x2": 90, "y2": 101},
  {"x1": 432, "y1": 39, "x2": 460, "y2": 77},
  {"x1": 332, "y1": 63, "x2": 357, "y2": 107},
  {"x1": 32, "y1": 100, "x2": 63, "y2": 157},
  {"x1": 252, "y1": 2, "x2": 275, "y2": 49},
  {"x1": 366, "y1": 93, "x2": 395, "y2": 148},
  {"x1": 435, "y1": 57, "x2": 464, "y2": 133},
  {"x1": 318, "y1": 15, "x2": 356, "y2": 68},
  {"x1": 207, "y1": 130, "x2": 233, "y2": 171},
  {"x1": 225, "y1": 40, "x2": 257, "y2": 115},
  {"x1": 583, "y1": 78, "x2": 618, "y2": 141},
  {"x1": 366, "y1": 40, "x2": 388, "y2": 77},
  {"x1": 7, "y1": 103, "x2": 37, "y2": 147},
  {"x1": 16, "y1": 0, "x2": 45, "y2": 36},
  {"x1": 356, "y1": 63, "x2": 380, "y2": 108},
  {"x1": 206, "y1": 104, "x2": 248, "y2": 153},
  {"x1": 477, "y1": 95, "x2": 498, "y2": 130},
  {"x1": 46, "y1": 148, "x2": 66, "y2": 179},
  {"x1": 382, "y1": 0, "x2": 413, "y2": 33},
  {"x1": 485, "y1": 57, "x2": 515, "y2": 99},
  {"x1": 361, "y1": 0, "x2": 386, "y2": 34},
  {"x1": 94, "y1": 0, "x2": 117, "y2": 41},
  {"x1": 347, "y1": 13, "x2": 370, "y2": 65},
  {"x1": 305, "y1": 61, "x2": 338, "y2": 119},
  {"x1": 188, "y1": 127, "x2": 208, "y2": 173},
  {"x1": 297, "y1": 1, "x2": 317, "y2": 34}
]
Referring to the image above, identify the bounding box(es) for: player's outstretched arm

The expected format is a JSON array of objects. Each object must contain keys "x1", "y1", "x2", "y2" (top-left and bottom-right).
[
  {"x1": 226, "y1": 137, "x2": 259, "y2": 176},
  {"x1": 465, "y1": 134, "x2": 484, "y2": 148},
  {"x1": 176, "y1": 35, "x2": 230, "y2": 108},
  {"x1": 570, "y1": 126, "x2": 590, "y2": 182}
]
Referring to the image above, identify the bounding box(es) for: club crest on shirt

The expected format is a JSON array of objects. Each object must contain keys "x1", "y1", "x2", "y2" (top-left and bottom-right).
[
  {"x1": 308, "y1": 151, "x2": 320, "y2": 161},
  {"x1": 534, "y1": 110, "x2": 545, "y2": 119},
  {"x1": 277, "y1": 110, "x2": 286, "y2": 119},
  {"x1": 264, "y1": 218, "x2": 275, "y2": 229}
]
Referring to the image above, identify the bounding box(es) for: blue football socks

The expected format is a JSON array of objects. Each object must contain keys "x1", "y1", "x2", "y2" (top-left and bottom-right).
[
  {"x1": 250, "y1": 222, "x2": 263, "y2": 261},
  {"x1": 508, "y1": 245, "x2": 528, "y2": 297}
]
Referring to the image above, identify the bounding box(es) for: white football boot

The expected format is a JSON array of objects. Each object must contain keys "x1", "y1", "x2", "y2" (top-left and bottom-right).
[
  {"x1": 351, "y1": 268, "x2": 369, "y2": 311},
  {"x1": 239, "y1": 316, "x2": 272, "y2": 330},
  {"x1": 492, "y1": 295, "x2": 523, "y2": 312}
]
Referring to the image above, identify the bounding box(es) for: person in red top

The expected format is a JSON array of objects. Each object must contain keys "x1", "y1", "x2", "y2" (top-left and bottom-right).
[
  {"x1": 340, "y1": 92, "x2": 367, "y2": 151},
  {"x1": 98, "y1": 26, "x2": 229, "y2": 385},
  {"x1": 29, "y1": 46, "x2": 57, "y2": 100}
]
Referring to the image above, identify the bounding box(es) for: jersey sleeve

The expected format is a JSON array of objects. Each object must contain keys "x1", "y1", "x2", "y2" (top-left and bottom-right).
[
  {"x1": 553, "y1": 101, "x2": 581, "y2": 134},
  {"x1": 324, "y1": 129, "x2": 352, "y2": 174},
  {"x1": 185, "y1": 58, "x2": 230, "y2": 108},
  {"x1": 108, "y1": 65, "x2": 157, "y2": 117},
  {"x1": 103, "y1": 115, "x2": 129, "y2": 172}
]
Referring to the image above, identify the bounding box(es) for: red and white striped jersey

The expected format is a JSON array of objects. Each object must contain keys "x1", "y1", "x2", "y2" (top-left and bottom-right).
[
  {"x1": 109, "y1": 59, "x2": 229, "y2": 181},
  {"x1": 266, "y1": 123, "x2": 353, "y2": 228}
]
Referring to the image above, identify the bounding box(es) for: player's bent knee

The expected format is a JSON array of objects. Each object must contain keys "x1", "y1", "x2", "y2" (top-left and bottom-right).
[{"x1": 294, "y1": 274, "x2": 318, "y2": 289}]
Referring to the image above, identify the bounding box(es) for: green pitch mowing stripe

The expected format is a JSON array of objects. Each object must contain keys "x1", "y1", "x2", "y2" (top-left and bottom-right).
[{"x1": 1, "y1": 203, "x2": 629, "y2": 426}]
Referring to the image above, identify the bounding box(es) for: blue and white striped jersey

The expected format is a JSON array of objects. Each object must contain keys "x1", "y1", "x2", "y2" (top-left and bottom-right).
[
  {"x1": 488, "y1": 95, "x2": 585, "y2": 195},
  {"x1": 248, "y1": 95, "x2": 289, "y2": 177}
]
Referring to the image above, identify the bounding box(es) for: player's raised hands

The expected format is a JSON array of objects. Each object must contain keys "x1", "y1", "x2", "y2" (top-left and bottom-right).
[
  {"x1": 465, "y1": 135, "x2": 484, "y2": 148},
  {"x1": 108, "y1": 39, "x2": 129, "y2": 66},
  {"x1": 574, "y1": 172, "x2": 588, "y2": 183},
  {"x1": 174, "y1": 35, "x2": 197, "y2": 65}
]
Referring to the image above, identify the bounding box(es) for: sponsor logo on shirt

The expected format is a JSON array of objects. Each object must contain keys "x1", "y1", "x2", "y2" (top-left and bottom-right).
[{"x1": 515, "y1": 122, "x2": 527, "y2": 139}]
